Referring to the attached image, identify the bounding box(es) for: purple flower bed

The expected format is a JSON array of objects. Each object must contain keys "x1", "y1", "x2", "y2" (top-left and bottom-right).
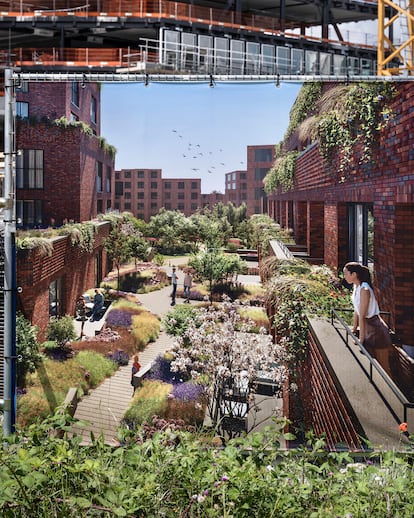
[
  {"x1": 148, "y1": 354, "x2": 182, "y2": 383},
  {"x1": 106, "y1": 309, "x2": 133, "y2": 327},
  {"x1": 107, "y1": 349, "x2": 129, "y2": 366},
  {"x1": 171, "y1": 382, "x2": 206, "y2": 401}
]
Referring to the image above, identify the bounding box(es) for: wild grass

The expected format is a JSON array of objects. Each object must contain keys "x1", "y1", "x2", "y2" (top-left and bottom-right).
[
  {"x1": 238, "y1": 306, "x2": 269, "y2": 331},
  {"x1": 123, "y1": 380, "x2": 172, "y2": 426},
  {"x1": 131, "y1": 312, "x2": 160, "y2": 349},
  {"x1": 17, "y1": 351, "x2": 117, "y2": 428}
]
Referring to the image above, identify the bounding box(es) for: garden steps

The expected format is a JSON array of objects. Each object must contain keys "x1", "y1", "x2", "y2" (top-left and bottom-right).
[{"x1": 71, "y1": 331, "x2": 176, "y2": 445}]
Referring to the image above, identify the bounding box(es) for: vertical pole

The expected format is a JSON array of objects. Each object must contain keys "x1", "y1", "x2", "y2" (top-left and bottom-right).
[
  {"x1": 3, "y1": 68, "x2": 17, "y2": 436},
  {"x1": 377, "y1": 0, "x2": 385, "y2": 75}
]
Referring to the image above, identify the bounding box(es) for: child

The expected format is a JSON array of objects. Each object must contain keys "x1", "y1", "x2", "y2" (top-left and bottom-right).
[{"x1": 131, "y1": 354, "x2": 142, "y2": 391}]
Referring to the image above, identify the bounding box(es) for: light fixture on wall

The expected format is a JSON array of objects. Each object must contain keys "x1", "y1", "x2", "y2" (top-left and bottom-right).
[
  {"x1": 81, "y1": 73, "x2": 87, "y2": 89},
  {"x1": 275, "y1": 73, "x2": 280, "y2": 88},
  {"x1": 14, "y1": 72, "x2": 22, "y2": 89},
  {"x1": 209, "y1": 74, "x2": 215, "y2": 88},
  {"x1": 144, "y1": 73, "x2": 149, "y2": 87}
]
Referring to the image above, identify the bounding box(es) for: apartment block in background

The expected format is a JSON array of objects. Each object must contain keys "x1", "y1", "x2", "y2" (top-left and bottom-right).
[
  {"x1": 115, "y1": 169, "x2": 201, "y2": 221},
  {"x1": 225, "y1": 144, "x2": 275, "y2": 216}
]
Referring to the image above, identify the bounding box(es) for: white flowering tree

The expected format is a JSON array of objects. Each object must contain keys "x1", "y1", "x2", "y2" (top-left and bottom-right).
[{"x1": 170, "y1": 299, "x2": 289, "y2": 435}]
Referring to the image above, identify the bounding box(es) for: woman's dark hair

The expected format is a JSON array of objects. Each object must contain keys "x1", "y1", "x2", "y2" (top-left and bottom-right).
[{"x1": 344, "y1": 262, "x2": 373, "y2": 288}]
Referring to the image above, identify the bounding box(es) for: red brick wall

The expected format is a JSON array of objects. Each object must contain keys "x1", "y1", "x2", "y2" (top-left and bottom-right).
[
  {"x1": 17, "y1": 122, "x2": 113, "y2": 226},
  {"x1": 267, "y1": 82, "x2": 414, "y2": 343},
  {"x1": 17, "y1": 222, "x2": 111, "y2": 341}
]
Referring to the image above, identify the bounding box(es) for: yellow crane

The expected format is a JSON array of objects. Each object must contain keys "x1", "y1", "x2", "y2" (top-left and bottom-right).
[{"x1": 378, "y1": 0, "x2": 414, "y2": 75}]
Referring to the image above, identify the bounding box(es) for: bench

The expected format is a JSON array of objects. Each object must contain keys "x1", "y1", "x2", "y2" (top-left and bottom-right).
[{"x1": 132, "y1": 362, "x2": 153, "y2": 389}]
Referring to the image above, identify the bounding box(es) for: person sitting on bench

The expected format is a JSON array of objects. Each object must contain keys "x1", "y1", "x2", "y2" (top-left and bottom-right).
[{"x1": 90, "y1": 289, "x2": 104, "y2": 321}]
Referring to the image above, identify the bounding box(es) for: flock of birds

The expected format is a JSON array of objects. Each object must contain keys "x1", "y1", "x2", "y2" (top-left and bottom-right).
[{"x1": 171, "y1": 128, "x2": 245, "y2": 175}]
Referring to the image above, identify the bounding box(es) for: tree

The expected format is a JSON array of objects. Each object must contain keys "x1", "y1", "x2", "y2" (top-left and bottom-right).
[
  {"x1": 170, "y1": 300, "x2": 288, "y2": 433},
  {"x1": 16, "y1": 313, "x2": 43, "y2": 387},
  {"x1": 188, "y1": 249, "x2": 248, "y2": 302},
  {"x1": 104, "y1": 227, "x2": 132, "y2": 290},
  {"x1": 46, "y1": 315, "x2": 77, "y2": 348}
]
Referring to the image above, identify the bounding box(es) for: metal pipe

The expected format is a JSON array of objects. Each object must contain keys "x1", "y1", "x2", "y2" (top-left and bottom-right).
[{"x1": 3, "y1": 68, "x2": 17, "y2": 436}]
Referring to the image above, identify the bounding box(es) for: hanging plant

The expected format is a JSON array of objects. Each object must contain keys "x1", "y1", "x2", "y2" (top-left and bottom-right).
[
  {"x1": 58, "y1": 222, "x2": 97, "y2": 254},
  {"x1": 16, "y1": 236, "x2": 54, "y2": 257},
  {"x1": 284, "y1": 81, "x2": 323, "y2": 139},
  {"x1": 264, "y1": 151, "x2": 298, "y2": 193}
]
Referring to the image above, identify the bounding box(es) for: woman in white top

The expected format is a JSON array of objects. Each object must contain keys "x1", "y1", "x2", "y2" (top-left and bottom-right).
[{"x1": 343, "y1": 262, "x2": 392, "y2": 370}]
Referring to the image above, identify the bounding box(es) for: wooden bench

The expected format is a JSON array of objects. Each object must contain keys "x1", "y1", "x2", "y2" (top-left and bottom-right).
[{"x1": 132, "y1": 362, "x2": 153, "y2": 389}]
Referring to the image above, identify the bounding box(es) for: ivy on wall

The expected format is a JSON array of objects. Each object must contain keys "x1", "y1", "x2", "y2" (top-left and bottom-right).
[
  {"x1": 316, "y1": 82, "x2": 397, "y2": 173},
  {"x1": 264, "y1": 151, "x2": 299, "y2": 193},
  {"x1": 284, "y1": 81, "x2": 323, "y2": 139}
]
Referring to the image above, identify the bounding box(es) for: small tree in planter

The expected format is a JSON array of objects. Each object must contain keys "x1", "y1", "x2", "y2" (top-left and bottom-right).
[
  {"x1": 46, "y1": 316, "x2": 77, "y2": 350},
  {"x1": 16, "y1": 313, "x2": 43, "y2": 388}
]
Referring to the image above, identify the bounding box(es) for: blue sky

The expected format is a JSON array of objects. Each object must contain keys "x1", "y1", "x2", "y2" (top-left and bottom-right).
[{"x1": 101, "y1": 81, "x2": 302, "y2": 193}]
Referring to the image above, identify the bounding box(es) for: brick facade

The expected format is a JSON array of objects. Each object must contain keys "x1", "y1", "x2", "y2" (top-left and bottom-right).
[
  {"x1": 17, "y1": 222, "x2": 112, "y2": 341},
  {"x1": 267, "y1": 82, "x2": 414, "y2": 344}
]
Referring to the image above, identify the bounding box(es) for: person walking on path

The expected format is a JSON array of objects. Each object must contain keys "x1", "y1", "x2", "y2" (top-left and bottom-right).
[
  {"x1": 343, "y1": 262, "x2": 393, "y2": 373},
  {"x1": 183, "y1": 270, "x2": 193, "y2": 303},
  {"x1": 75, "y1": 296, "x2": 87, "y2": 338},
  {"x1": 170, "y1": 266, "x2": 178, "y2": 306},
  {"x1": 131, "y1": 353, "x2": 142, "y2": 392}
]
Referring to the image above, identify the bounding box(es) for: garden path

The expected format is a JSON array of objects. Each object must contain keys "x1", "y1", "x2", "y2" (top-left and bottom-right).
[{"x1": 71, "y1": 285, "x2": 194, "y2": 445}]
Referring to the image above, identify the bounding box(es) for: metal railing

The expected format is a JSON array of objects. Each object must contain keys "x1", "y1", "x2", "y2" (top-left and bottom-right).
[{"x1": 331, "y1": 308, "x2": 414, "y2": 423}]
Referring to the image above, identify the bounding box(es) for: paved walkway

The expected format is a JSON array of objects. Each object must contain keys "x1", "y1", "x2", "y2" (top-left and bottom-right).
[
  {"x1": 71, "y1": 284, "x2": 194, "y2": 445},
  {"x1": 71, "y1": 259, "x2": 262, "y2": 445}
]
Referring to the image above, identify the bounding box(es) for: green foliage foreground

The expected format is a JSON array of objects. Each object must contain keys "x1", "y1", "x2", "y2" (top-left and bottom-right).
[{"x1": 1, "y1": 412, "x2": 413, "y2": 517}]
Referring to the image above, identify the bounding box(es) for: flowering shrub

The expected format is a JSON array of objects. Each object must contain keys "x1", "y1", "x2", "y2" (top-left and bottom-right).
[
  {"x1": 148, "y1": 354, "x2": 184, "y2": 383},
  {"x1": 170, "y1": 299, "x2": 288, "y2": 429},
  {"x1": 106, "y1": 309, "x2": 133, "y2": 327},
  {"x1": 163, "y1": 304, "x2": 198, "y2": 337},
  {"x1": 171, "y1": 382, "x2": 206, "y2": 402},
  {"x1": 107, "y1": 349, "x2": 129, "y2": 366}
]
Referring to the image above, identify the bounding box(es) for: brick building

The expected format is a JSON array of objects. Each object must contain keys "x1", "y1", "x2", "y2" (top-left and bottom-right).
[
  {"x1": 201, "y1": 191, "x2": 225, "y2": 209},
  {"x1": 267, "y1": 82, "x2": 414, "y2": 345},
  {"x1": 16, "y1": 81, "x2": 114, "y2": 227},
  {"x1": 15, "y1": 81, "x2": 115, "y2": 338},
  {"x1": 225, "y1": 144, "x2": 275, "y2": 216},
  {"x1": 115, "y1": 168, "x2": 201, "y2": 221}
]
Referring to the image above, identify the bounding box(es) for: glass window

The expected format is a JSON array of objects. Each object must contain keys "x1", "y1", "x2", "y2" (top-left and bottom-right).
[
  {"x1": 90, "y1": 96, "x2": 97, "y2": 124},
  {"x1": 71, "y1": 82, "x2": 79, "y2": 106},
  {"x1": 277, "y1": 46, "x2": 290, "y2": 74},
  {"x1": 191, "y1": 181, "x2": 198, "y2": 189},
  {"x1": 16, "y1": 81, "x2": 29, "y2": 93},
  {"x1": 151, "y1": 170, "x2": 158, "y2": 178},
  {"x1": 246, "y1": 42, "x2": 260, "y2": 74},
  {"x1": 124, "y1": 170, "x2": 131, "y2": 178},
  {"x1": 241, "y1": 183, "x2": 247, "y2": 190},
  {"x1": 292, "y1": 48, "x2": 304, "y2": 75},
  {"x1": 137, "y1": 202, "x2": 144, "y2": 209},
  {"x1": 165, "y1": 203, "x2": 171, "y2": 210},
  {"x1": 191, "y1": 192, "x2": 198, "y2": 199},
  {"x1": 163, "y1": 29, "x2": 180, "y2": 69},
  {"x1": 137, "y1": 170, "x2": 144, "y2": 178},
  {"x1": 137, "y1": 181, "x2": 144, "y2": 189},
  {"x1": 16, "y1": 149, "x2": 44, "y2": 189},
  {"x1": 16, "y1": 199, "x2": 42, "y2": 228},
  {"x1": 70, "y1": 112, "x2": 79, "y2": 122},
  {"x1": 137, "y1": 213, "x2": 144, "y2": 220},
  {"x1": 165, "y1": 192, "x2": 171, "y2": 199},
  {"x1": 124, "y1": 202, "x2": 131, "y2": 209},
  {"x1": 255, "y1": 167, "x2": 269, "y2": 180},
  {"x1": 97, "y1": 199, "x2": 103, "y2": 214},
  {"x1": 255, "y1": 148, "x2": 272, "y2": 162},
  {"x1": 198, "y1": 35, "x2": 213, "y2": 73},
  {"x1": 214, "y1": 37, "x2": 229, "y2": 74},
  {"x1": 347, "y1": 203, "x2": 373, "y2": 265},
  {"x1": 150, "y1": 202, "x2": 158, "y2": 209},
  {"x1": 16, "y1": 102, "x2": 29, "y2": 118},
  {"x1": 333, "y1": 54, "x2": 347, "y2": 75},
  {"x1": 115, "y1": 182, "x2": 124, "y2": 196},
  {"x1": 49, "y1": 278, "x2": 63, "y2": 317},
  {"x1": 151, "y1": 182, "x2": 158, "y2": 189},
  {"x1": 124, "y1": 192, "x2": 131, "y2": 199},
  {"x1": 182, "y1": 32, "x2": 197, "y2": 71},
  {"x1": 191, "y1": 203, "x2": 198, "y2": 211},
  {"x1": 240, "y1": 172, "x2": 247, "y2": 179},
  {"x1": 320, "y1": 52, "x2": 331, "y2": 75},
  {"x1": 124, "y1": 182, "x2": 131, "y2": 189},
  {"x1": 177, "y1": 203, "x2": 184, "y2": 211},
  {"x1": 262, "y1": 44, "x2": 275, "y2": 74},
  {"x1": 138, "y1": 192, "x2": 145, "y2": 199},
  {"x1": 115, "y1": 172, "x2": 120, "y2": 179},
  {"x1": 96, "y1": 162, "x2": 103, "y2": 192},
  {"x1": 165, "y1": 182, "x2": 171, "y2": 189},
  {"x1": 151, "y1": 192, "x2": 158, "y2": 199},
  {"x1": 305, "y1": 50, "x2": 318, "y2": 74},
  {"x1": 106, "y1": 166, "x2": 111, "y2": 193},
  {"x1": 230, "y1": 40, "x2": 244, "y2": 74},
  {"x1": 178, "y1": 192, "x2": 185, "y2": 199},
  {"x1": 178, "y1": 182, "x2": 185, "y2": 189}
]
